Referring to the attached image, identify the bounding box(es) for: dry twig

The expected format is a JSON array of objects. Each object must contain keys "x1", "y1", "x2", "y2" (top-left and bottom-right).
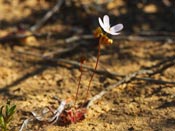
[
  {"x1": 15, "y1": 49, "x2": 122, "y2": 78},
  {"x1": 87, "y1": 56, "x2": 175, "y2": 107},
  {"x1": 16, "y1": 49, "x2": 175, "y2": 84},
  {"x1": 1, "y1": 32, "x2": 175, "y2": 44},
  {"x1": 30, "y1": 0, "x2": 65, "y2": 32},
  {"x1": 15, "y1": 49, "x2": 175, "y2": 107}
]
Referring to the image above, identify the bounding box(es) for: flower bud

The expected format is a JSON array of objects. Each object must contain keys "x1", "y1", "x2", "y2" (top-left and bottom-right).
[
  {"x1": 93, "y1": 27, "x2": 103, "y2": 38},
  {"x1": 100, "y1": 35, "x2": 113, "y2": 45}
]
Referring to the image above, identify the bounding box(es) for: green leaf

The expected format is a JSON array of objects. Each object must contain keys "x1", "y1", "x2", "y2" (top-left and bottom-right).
[
  {"x1": 0, "y1": 101, "x2": 16, "y2": 131},
  {"x1": 9, "y1": 105, "x2": 16, "y2": 116},
  {"x1": 5, "y1": 104, "x2": 10, "y2": 117},
  {"x1": 0, "y1": 114, "x2": 5, "y2": 127},
  {"x1": 6, "y1": 105, "x2": 16, "y2": 123}
]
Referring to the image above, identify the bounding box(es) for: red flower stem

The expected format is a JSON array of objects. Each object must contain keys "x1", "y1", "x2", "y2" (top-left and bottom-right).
[
  {"x1": 85, "y1": 41, "x2": 101, "y2": 100},
  {"x1": 74, "y1": 60, "x2": 83, "y2": 106}
]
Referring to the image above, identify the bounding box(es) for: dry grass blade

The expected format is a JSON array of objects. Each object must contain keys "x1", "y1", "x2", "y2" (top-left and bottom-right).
[{"x1": 19, "y1": 119, "x2": 29, "y2": 131}]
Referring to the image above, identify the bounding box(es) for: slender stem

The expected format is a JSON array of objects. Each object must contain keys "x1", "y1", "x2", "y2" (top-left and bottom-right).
[
  {"x1": 85, "y1": 41, "x2": 101, "y2": 100},
  {"x1": 74, "y1": 60, "x2": 83, "y2": 106}
]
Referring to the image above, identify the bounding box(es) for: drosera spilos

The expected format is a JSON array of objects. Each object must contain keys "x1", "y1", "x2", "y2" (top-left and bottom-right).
[
  {"x1": 19, "y1": 14, "x2": 123, "y2": 130},
  {"x1": 57, "y1": 15, "x2": 124, "y2": 125},
  {"x1": 86, "y1": 14, "x2": 123, "y2": 100}
]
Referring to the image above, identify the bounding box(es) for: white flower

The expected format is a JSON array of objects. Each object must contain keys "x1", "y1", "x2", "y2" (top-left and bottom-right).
[{"x1": 98, "y1": 15, "x2": 123, "y2": 35}]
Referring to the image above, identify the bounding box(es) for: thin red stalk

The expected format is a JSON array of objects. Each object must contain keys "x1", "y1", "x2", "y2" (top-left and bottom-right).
[
  {"x1": 74, "y1": 60, "x2": 83, "y2": 106},
  {"x1": 85, "y1": 41, "x2": 101, "y2": 100}
]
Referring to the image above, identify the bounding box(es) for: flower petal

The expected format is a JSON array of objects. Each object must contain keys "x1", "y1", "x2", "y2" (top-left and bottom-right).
[
  {"x1": 103, "y1": 27, "x2": 111, "y2": 34},
  {"x1": 98, "y1": 17, "x2": 105, "y2": 29},
  {"x1": 103, "y1": 15, "x2": 110, "y2": 28},
  {"x1": 109, "y1": 32, "x2": 120, "y2": 35},
  {"x1": 110, "y1": 24, "x2": 123, "y2": 33}
]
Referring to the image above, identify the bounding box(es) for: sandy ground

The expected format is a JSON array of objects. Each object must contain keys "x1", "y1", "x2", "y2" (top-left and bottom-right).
[{"x1": 0, "y1": 0, "x2": 175, "y2": 131}]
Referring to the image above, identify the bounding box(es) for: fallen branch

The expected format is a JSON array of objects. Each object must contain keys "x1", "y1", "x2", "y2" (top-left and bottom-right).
[
  {"x1": 16, "y1": 49, "x2": 175, "y2": 81},
  {"x1": 15, "y1": 49, "x2": 123, "y2": 78},
  {"x1": 0, "y1": 33, "x2": 35, "y2": 43},
  {"x1": 135, "y1": 77, "x2": 175, "y2": 84},
  {"x1": 113, "y1": 35, "x2": 175, "y2": 42},
  {"x1": 15, "y1": 48, "x2": 175, "y2": 107},
  {"x1": 30, "y1": 0, "x2": 65, "y2": 32},
  {"x1": 1, "y1": 32, "x2": 175, "y2": 44},
  {"x1": 87, "y1": 56, "x2": 175, "y2": 107}
]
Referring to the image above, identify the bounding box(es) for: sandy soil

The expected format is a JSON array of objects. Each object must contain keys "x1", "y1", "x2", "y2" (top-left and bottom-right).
[{"x1": 0, "y1": 0, "x2": 175, "y2": 131}]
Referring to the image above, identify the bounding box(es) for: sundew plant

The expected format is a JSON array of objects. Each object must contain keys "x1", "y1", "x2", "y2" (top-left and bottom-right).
[
  {"x1": 86, "y1": 15, "x2": 123, "y2": 99},
  {"x1": 58, "y1": 14, "x2": 124, "y2": 124},
  {"x1": 54, "y1": 14, "x2": 124, "y2": 125}
]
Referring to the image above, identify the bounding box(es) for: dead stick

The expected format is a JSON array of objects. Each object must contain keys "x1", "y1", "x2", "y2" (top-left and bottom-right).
[
  {"x1": 15, "y1": 49, "x2": 123, "y2": 78},
  {"x1": 30, "y1": 0, "x2": 64, "y2": 32},
  {"x1": 87, "y1": 58, "x2": 175, "y2": 107},
  {"x1": 15, "y1": 49, "x2": 175, "y2": 107},
  {"x1": 16, "y1": 49, "x2": 175, "y2": 81},
  {"x1": 1, "y1": 33, "x2": 174, "y2": 43},
  {"x1": 135, "y1": 77, "x2": 175, "y2": 84}
]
